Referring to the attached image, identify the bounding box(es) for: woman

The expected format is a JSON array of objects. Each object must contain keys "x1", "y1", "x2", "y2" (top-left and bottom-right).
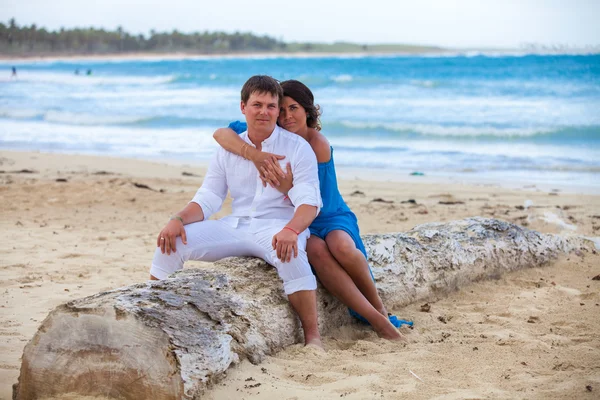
[{"x1": 214, "y1": 80, "x2": 408, "y2": 340}]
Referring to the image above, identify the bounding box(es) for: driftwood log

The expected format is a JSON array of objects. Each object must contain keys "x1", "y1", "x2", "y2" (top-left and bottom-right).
[{"x1": 13, "y1": 218, "x2": 590, "y2": 400}]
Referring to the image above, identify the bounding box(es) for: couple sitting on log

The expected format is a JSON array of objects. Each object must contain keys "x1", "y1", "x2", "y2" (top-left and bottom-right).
[{"x1": 150, "y1": 75, "x2": 404, "y2": 346}]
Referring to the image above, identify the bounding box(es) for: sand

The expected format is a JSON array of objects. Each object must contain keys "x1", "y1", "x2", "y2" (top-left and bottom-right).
[{"x1": 1, "y1": 150, "x2": 599, "y2": 399}]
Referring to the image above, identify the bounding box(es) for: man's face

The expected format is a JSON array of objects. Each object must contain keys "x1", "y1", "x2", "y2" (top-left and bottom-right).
[{"x1": 241, "y1": 91, "x2": 280, "y2": 134}]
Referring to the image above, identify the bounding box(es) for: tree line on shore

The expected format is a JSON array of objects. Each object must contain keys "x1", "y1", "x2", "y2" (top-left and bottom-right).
[
  {"x1": 0, "y1": 18, "x2": 443, "y2": 56},
  {"x1": 0, "y1": 18, "x2": 289, "y2": 55}
]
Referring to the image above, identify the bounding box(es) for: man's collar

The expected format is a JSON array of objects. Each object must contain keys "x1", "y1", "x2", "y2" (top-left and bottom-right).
[
  {"x1": 247, "y1": 125, "x2": 279, "y2": 146},
  {"x1": 261, "y1": 125, "x2": 280, "y2": 145}
]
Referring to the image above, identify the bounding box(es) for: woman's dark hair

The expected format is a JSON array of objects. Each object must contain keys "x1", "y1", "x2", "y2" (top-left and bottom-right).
[{"x1": 280, "y1": 80, "x2": 322, "y2": 131}]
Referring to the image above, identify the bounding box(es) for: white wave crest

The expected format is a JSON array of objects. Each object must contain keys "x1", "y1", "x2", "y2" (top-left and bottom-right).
[
  {"x1": 44, "y1": 111, "x2": 146, "y2": 126},
  {"x1": 331, "y1": 74, "x2": 353, "y2": 83},
  {"x1": 11, "y1": 72, "x2": 175, "y2": 86},
  {"x1": 67, "y1": 87, "x2": 239, "y2": 104},
  {"x1": 338, "y1": 120, "x2": 557, "y2": 138},
  {"x1": 329, "y1": 135, "x2": 600, "y2": 163},
  {"x1": 409, "y1": 80, "x2": 439, "y2": 88},
  {"x1": 0, "y1": 120, "x2": 219, "y2": 157},
  {"x1": 0, "y1": 108, "x2": 43, "y2": 119}
]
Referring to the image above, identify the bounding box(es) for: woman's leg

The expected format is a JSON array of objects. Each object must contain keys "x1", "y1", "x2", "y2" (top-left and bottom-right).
[
  {"x1": 307, "y1": 236, "x2": 401, "y2": 340},
  {"x1": 324, "y1": 230, "x2": 387, "y2": 316}
]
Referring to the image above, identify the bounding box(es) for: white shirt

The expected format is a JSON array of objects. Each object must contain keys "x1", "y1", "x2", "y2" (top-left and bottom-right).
[{"x1": 191, "y1": 125, "x2": 321, "y2": 228}]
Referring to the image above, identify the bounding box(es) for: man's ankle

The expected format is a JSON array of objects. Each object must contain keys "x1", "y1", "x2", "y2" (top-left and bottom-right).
[{"x1": 304, "y1": 335, "x2": 323, "y2": 348}]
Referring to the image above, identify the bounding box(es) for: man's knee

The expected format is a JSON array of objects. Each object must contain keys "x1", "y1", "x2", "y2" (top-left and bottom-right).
[
  {"x1": 271, "y1": 249, "x2": 316, "y2": 295},
  {"x1": 282, "y1": 274, "x2": 317, "y2": 295},
  {"x1": 150, "y1": 246, "x2": 184, "y2": 280}
]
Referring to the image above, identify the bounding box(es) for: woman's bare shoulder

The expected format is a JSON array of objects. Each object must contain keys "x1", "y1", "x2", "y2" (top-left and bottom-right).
[{"x1": 309, "y1": 130, "x2": 331, "y2": 163}]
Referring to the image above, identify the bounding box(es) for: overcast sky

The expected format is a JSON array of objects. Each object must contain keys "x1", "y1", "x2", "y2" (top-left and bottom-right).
[{"x1": 2, "y1": 0, "x2": 599, "y2": 49}]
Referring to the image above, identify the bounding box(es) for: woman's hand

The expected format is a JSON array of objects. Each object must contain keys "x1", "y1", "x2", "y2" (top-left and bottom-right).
[
  {"x1": 250, "y1": 151, "x2": 285, "y2": 186},
  {"x1": 260, "y1": 162, "x2": 293, "y2": 195},
  {"x1": 157, "y1": 219, "x2": 187, "y2": 255}
]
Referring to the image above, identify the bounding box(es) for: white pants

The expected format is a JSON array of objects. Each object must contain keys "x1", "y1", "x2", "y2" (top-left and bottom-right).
[{"x1": 150, "y1": 217, "x2": 316, "y2": 295}]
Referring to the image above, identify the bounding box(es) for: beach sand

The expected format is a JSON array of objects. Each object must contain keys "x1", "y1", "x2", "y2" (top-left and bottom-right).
[{"x1": 1, "y1": 150, "x2": 599, "y2": 399}]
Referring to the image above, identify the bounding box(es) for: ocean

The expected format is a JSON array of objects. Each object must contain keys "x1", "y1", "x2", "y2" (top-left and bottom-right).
[{"x1": 1, "y1": 54, "x2": 599, "y2": 189}]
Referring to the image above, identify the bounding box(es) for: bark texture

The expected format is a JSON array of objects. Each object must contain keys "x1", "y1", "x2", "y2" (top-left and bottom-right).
[{"x1": 13, "y1": 218, "x2": 591, "y2": 399}]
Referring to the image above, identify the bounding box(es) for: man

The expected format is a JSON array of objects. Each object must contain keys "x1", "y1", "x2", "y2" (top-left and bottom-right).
[{"x1": 150, "y1": 75, "x2": 323, "y2": 347}]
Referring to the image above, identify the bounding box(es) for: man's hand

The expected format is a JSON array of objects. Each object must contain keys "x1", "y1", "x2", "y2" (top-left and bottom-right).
[
  {"x1": 271, "y1": 227, "x2": 299, "y2": 263},
  {"x1": 157, "y1": 219, "x2": 187, "y2": 255}
]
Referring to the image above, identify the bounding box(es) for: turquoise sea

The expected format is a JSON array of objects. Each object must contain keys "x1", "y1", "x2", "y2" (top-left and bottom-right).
[{"x1": 1, "y1": 54, "x2": 599, "y2": 188}]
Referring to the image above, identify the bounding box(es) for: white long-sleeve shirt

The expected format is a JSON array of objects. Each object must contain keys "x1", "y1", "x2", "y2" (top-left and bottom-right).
[{"x1": 191, "y1": 125, "x2": 321, "y2": 228}]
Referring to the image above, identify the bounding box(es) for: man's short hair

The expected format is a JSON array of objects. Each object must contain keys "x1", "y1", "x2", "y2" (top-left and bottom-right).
[{"x1": 241, "y1": 75, "x2": 283, "y2": 104}]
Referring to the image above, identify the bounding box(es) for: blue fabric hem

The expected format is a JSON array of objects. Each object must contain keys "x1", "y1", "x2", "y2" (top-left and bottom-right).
[
  {"x1": 349, "y1": 308, "x2": 414, "y2": 328},
  {"x1": 228, "y1": 120, "x2": 247, "y2": 134}
]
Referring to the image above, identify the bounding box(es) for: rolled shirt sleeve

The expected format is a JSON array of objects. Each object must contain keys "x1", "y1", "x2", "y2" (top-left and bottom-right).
[
  {"x1": 190, "y1": 149, "x2": 228, "y2": 220},
  {"x1": 287, "y1": 140, "x2": 322, "y2": 216}
]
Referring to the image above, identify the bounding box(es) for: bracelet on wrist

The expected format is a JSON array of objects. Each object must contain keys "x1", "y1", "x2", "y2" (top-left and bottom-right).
[
  {"x1": 241, "y1": 143, "x2": 252, "y2": 161},
  {"x1": 170, "y1": 215, "x2": 184, "y2": 224},
  {"x1": 247, "y1": 147, "x2": 255, "y2": 162},
  {"x1": 283, "y1": 226, "x2": 300, "y2": 235},
  {"x1": 246, "y1": 145, "x2": 256, "y2": 162}
]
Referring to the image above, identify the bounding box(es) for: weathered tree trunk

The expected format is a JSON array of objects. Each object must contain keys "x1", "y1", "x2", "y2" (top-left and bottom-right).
[{"x1": 13, "y1": 218, "x2": 591, "y2": 400}]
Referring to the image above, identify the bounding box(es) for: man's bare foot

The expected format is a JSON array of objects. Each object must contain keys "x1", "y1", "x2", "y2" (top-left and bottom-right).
[{"x1": 305, "y1": 336, "x2": 324, "y2": 349}]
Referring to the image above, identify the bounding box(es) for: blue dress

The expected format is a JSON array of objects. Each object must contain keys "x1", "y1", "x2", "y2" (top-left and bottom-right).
[
  {"x1": 228, "y1": 121, "x2": 366, "y2": 256},
  {"x1": 308, "y1": 148, "x2": 370, "y2": 262},
  {"x1": 227, "y1": 122, "x2": 412, "y2": 328}
]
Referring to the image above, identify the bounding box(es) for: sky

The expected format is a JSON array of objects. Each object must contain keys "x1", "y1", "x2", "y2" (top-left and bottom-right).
[{"x1": 2, "y1": 0, "x2": 599, "y2": 49}]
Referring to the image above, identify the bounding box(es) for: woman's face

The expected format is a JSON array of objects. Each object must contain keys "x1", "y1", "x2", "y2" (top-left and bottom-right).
[{"x1": 278, "y1": 96, "x2": 308, "y2": 134}]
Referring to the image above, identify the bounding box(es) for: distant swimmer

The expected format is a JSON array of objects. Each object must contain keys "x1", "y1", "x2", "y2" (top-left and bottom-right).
[
  {"x1": 86, "y1": 69, "x2": 92, "y2": 76},
  {"x1": 75, "y1": 69, "x2": 80, "y2": 75},
  {"x1": 11, "y1": 66, "x2": 17, "y2": 79}
]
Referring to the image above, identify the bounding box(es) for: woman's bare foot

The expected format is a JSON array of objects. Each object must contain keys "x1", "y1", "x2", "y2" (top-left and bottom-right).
[{"x1": 371, "y1": 314, "x2": 405, "y2": 341}]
